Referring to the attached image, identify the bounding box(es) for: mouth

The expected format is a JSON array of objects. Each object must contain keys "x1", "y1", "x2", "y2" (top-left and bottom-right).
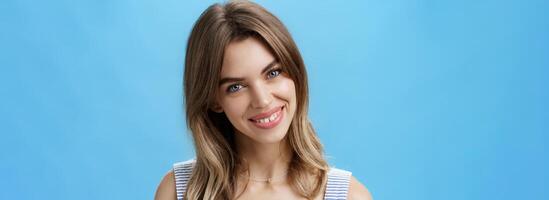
[{"x1": 248, "y1": 106, "x2": 284, "y2": 129}]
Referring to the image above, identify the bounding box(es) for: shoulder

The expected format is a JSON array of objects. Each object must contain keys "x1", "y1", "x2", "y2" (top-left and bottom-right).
[
  {"x1": 347, "y1": 175, "x2": 373, "y2": 200},
  {"x1": 154, "y1": 170, "x2": 176, "y2": 200}
]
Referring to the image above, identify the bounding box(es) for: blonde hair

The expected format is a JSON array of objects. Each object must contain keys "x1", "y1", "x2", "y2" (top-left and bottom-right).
[{"x1": 183, "y1": 1, "x2": 328, "y2": 199}]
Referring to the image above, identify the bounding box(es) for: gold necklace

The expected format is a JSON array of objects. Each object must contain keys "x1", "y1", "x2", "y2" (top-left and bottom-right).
[{"x1": 240, "y1": 171, "x2": 288, "y2": 183}]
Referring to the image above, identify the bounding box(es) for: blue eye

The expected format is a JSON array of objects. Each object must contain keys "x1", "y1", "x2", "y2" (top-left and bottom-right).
[
  {"x1": 227, "y1": 84, "x2": 243, "y2": 93},
  {"x1": 267, "y1": 69, "x2": 282, "y2": 79}
]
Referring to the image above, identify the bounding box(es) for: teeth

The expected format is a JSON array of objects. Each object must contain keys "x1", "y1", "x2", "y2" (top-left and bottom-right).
[
  {"x1": 269, "y1": 113, "x2": 276, "y2": 121},
  {"x1": 255, "y1": 112, "x2": 278, "y2": 123}
]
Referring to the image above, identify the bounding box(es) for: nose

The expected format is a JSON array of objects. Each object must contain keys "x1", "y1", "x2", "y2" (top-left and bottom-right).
[{"x1": 250, "y1": 82, "x2": 273, "y2": 109}]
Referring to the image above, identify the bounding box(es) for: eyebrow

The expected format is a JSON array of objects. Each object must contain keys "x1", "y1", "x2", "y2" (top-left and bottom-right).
[{"x1": 218, "y1": 59, "x2": 278, "y2": 86}]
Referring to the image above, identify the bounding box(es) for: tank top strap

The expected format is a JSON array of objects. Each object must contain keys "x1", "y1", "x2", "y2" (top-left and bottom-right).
[
  {"x1": 173, "y1": 159, "x2": 196, "y2": 200},
  {"x1": 324, "y1": 168, "x2": 352, "y2": 200}
]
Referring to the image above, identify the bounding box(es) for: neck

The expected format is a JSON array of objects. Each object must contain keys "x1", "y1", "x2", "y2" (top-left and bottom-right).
[{"x1": 235, "y1": 135, "x2": 292, "y2": 181}]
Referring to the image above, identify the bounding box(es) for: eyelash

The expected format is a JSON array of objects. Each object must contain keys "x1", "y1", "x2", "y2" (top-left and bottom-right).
[{"x1": 226, "y1": 68, "x2": 283, "y2": 93}]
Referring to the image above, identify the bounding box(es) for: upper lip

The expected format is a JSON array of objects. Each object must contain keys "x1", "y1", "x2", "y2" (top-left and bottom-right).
[{"x1": 249, "y1": 106, "x2": 283, "y2": 121}]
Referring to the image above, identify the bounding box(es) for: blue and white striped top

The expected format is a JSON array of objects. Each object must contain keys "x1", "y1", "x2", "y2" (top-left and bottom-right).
[{"x1": 173, "y1": 159, "x2": 351, "y2": 200}]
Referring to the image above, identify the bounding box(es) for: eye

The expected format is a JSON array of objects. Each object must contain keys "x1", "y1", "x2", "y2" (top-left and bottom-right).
[
  {"x1": 267, "y1": 69, "x2": 282, "y2": 79},
  {"x1": 226, "y1": 84, "x2": 244, "y2": 93}
]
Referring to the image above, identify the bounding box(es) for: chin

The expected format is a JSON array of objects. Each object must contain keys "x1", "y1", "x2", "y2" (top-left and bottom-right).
[
  {"x1": 239, "y1": 122, "x2": 291, "y2": 145},
  {"x1": 254, "y1": 131, "x2": 288, "y2": 144}
]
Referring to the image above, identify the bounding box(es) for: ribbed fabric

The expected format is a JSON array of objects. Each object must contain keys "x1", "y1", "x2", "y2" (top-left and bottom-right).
[
  {"x1": 172, "y1": 159, "x2": 351, "y2": 200},
  {"x1": 324, "y1": 168, "x2": 352, "y2": 200},
  {"x1": 173, "y1": 159, "x2": 195, "y2": 200}
]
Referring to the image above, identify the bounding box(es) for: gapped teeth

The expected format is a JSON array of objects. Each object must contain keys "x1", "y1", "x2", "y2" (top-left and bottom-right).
[{"x1": 256, "y1": 112, "x2": 278, "y2": 123}]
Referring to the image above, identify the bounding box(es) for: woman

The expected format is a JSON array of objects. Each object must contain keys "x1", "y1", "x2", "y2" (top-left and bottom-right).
[{"x1": 155, "y1": 1, "x2": 372, "y2": 199}]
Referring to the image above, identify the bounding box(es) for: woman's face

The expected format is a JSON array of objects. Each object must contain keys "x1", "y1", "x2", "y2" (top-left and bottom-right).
[{"x1": 215, "y1": 37, "x2": 297, "y2": 145}]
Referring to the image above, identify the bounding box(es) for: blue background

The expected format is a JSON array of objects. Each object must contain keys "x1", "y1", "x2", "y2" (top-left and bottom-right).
[{"x1": 1, "y1": 0, "x2": 547, "y2": 199}]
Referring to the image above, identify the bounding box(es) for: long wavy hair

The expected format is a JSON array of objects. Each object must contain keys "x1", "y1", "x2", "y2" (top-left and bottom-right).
[{"x1": 183, "y1": 1, "x2": 328, "y2": 199}]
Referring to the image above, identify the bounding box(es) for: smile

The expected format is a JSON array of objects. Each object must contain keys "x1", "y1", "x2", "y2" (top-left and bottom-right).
[{"x1": 249, "y1": 106, "x2": 284, "y2": 129}]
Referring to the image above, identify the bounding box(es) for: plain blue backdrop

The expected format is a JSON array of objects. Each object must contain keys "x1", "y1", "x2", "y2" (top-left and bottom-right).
[{"x1": 1, "y1": 0, "x2": 548, "y2": 199}]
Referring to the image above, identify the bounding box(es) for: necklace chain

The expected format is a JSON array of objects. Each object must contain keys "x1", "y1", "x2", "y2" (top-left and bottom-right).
[{"x1": 240, "y1": 171, "x2": 288, "y2": 183}]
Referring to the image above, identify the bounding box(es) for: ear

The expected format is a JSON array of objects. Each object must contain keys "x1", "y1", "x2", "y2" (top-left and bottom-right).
[{"x1": 211, "y1": 102, "x2": 223, "y2": 113}]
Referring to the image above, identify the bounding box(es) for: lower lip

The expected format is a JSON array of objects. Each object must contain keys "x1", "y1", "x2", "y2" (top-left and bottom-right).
[{"x1": 250, "y1": 107, "x2": 284, "y2": 129}]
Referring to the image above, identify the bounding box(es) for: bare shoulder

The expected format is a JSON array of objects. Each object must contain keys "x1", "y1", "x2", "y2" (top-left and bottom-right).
[
  {"x1": 348, "y1": 175, "x2": 373, "y2": 200},
  {"x1": 154, "y1": 170, "x2": 176, "y2": 200}
]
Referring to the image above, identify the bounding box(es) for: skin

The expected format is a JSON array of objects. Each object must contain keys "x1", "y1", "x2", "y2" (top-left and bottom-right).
[
  {"x1": 218, "y1": 37, "x2": 299, "y2": 199},
  {"x1": 154, "y1": 37, "x2": 373, "y2": 200}
]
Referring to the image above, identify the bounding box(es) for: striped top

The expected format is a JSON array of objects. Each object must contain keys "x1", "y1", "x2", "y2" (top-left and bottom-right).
[{"x1": 173, "y1": 159, "x2": 352, "y2": 200}]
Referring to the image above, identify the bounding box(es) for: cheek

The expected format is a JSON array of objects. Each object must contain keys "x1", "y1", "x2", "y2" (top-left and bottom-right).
[
  {"x1": 275, "y1": 77, "x2": 297, "y2": 100},
  {"x1": 220, "y1": 97, "x2": 249, "y2": 121}
]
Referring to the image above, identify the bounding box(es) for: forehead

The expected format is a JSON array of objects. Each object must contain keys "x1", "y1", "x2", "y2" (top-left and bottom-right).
[{"x1": 221, "y1": 37, "x2": 275, "y2": 77}]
